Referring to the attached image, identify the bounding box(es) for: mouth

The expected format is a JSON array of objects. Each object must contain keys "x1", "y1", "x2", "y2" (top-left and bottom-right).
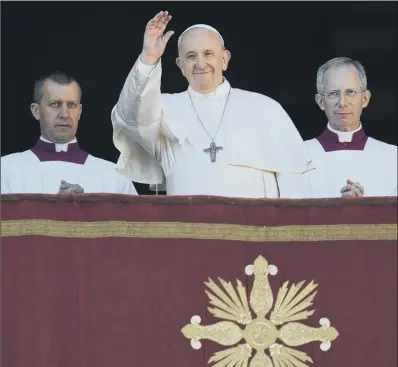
[
  {"x1": 55, "y1": 124, "x2": 72, "y2": 128},
  {"x1": 193, "y1": 71, "x2": 212, "y2": 75}
]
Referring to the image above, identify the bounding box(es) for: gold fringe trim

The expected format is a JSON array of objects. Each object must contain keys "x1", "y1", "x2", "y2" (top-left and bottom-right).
[{"x1": 1, "y1": 220, "x2": 396, "y2": 242}]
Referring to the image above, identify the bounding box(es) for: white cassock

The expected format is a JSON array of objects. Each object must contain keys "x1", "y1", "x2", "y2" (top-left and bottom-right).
[
  {"x1": 305, "y1": 124, "x2": 397, "y2": 197},
  {"x1": 1, "y1": 137, "x2": 138, "y2": 195},
  {"x1": 111, "y1": 57, "x2": 313, "y2": 198}
]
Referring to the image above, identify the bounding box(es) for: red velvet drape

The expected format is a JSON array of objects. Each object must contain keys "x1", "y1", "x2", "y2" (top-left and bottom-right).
[{"x1": 2, "y1": 195, "x2": 397, "y2": 367}]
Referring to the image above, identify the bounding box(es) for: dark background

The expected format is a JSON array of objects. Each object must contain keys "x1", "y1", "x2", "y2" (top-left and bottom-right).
[{"x1": 2, "y1": 1, "x2": 397, "y2": 194}]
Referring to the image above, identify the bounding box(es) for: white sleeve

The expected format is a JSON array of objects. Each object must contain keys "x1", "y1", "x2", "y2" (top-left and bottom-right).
[
  {"x1": 276, "y1": 169, "x2": 314, "y2": 199},
  {"x1": 111, "y1": 56, "x2": 167, "y2": 185},
  {"x1": 112, "y1": 56, "x2": 162, "y2": 155}
]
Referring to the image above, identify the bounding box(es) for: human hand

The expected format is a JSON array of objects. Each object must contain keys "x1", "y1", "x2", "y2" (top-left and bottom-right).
[
  {"x1": 141, "y1": 11, "x2": 174, "y2": 65},
  {"x1": 58, "y1": 180, "x2": 84, "y2": 196},
  {"x1": 340, "y1": 179, "x2": 364, "y2": 197}
]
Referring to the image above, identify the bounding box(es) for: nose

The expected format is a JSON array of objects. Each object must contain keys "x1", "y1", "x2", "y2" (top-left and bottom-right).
[
  {"x1": 337, "y1": 93, "x2": 347, "y2": 107},
  {"x1": 59, "y1": 103, "x2": 69, "y2": 118},
  {"x1": 195, "y1": 55, "x2": 206, "y2": 69}
]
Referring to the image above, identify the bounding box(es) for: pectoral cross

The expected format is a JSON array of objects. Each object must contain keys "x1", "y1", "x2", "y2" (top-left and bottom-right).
[{"x1": 204, "y1": 141, "x2": 223, "y2": 163}]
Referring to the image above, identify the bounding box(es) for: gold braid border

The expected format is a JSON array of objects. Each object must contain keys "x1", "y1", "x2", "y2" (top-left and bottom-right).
[{"x1": 1, "y1": 220, "x2": 396, "y2": 242}]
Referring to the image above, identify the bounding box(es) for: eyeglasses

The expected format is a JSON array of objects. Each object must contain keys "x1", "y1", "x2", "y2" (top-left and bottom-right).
[{"x1": 320, "y1": 89, "x2": 364, "y2": 100}]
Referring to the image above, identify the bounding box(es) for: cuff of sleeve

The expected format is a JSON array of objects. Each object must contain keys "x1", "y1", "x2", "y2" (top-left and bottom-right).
[{"x1": 137, "y1": 56, "x2": 160, "y2": 77}]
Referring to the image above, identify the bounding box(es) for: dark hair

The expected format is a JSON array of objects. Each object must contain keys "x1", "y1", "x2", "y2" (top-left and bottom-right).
[{"x1": 33, "y1": 71, "x2": 82, "y2": 103}]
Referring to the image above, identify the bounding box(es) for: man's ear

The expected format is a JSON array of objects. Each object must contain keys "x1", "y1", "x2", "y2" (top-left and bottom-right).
[
  {"x1": 176, "y1": 57, "x2": 185, "y2": 76},
  {"x1": 222, "y1": 49, "x2": 231, "y2": 71},
  {"x1": 30, "y1": 103, "x2": 40, "y2": 120},
  {"x1": 362, "y1": 90, "x2": 371, "y2": 109},
  {"x1": 315, "y1": 94, "x2": 325, "y2": 111}
]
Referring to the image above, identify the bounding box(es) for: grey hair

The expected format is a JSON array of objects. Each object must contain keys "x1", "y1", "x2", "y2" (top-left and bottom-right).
[
  {"x1": 33, "y1": 71, "x2": 82, "y2": 103},
  {"x1": 316, "y1": 57, "x2": 368, "y2": 94}
]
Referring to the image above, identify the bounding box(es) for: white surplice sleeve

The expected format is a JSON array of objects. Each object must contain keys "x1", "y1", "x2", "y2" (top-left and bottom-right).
[
  {"x1": 111, "y1": 56, "x2": 172, "y2": 186},
  {"x1": 276, "y1": 166, "x2": 315, "y2": 199}
]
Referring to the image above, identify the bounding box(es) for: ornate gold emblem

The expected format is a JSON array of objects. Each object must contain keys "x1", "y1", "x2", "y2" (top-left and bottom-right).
[{"x1": 181, "y1": 256, "x2": 339, "y2": 366}]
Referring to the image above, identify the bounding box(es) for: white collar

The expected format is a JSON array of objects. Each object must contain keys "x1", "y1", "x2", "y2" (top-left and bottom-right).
[
  {"x1": 187, "y1": 78, "x2": 231, "y2": 100},
  {"x1": 40, "y1": 136, "x2": 77, "y2": 152},
  {"x1": 327, "y1": 123, "x2": 362, "y2": 143}
]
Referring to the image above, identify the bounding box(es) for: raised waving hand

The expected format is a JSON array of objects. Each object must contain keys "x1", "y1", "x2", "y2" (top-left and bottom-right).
[{"x1": 141, "y1": 11, "x2": 174, "y2": 65}]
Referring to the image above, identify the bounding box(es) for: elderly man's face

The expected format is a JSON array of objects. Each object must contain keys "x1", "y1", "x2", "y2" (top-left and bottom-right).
[
  {"x1": 30, "y1": 80, "x2": 82, "y2": 143},
  {"x1": 315, "y1": 66, "x2": 371, "y2": 132},
  {"x1": 176, "y1": 28, "x2": 231, "y2": 94}
]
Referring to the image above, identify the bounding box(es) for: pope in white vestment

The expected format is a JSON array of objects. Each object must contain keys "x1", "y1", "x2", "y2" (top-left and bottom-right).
[
  {"x1": 112, "y1": 12, "x2": 312, "y2": 198},
  {"x1": 305, "y1": 57, "x2": 397, "y2": 198},
  {"x1": 1, "y1": 71, "x2": 137, "y2": 196}
]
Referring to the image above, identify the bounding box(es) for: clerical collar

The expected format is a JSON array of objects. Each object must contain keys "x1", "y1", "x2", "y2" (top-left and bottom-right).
[
  {"x1": 40, "y1": 136, "x2": 77, "y2": 152},
  {"x1": 187, "y1": 78, "x2": 231, "y2": 100},
  {"x1": 30, "y1": 138, "x2": 89, "y2": 164},
  {"x1": 327, "y1": 124, "x2": 362, "y2": 142},
  {"x1": 316, "y1": 124, "x2": 368, "y2": 152}
]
